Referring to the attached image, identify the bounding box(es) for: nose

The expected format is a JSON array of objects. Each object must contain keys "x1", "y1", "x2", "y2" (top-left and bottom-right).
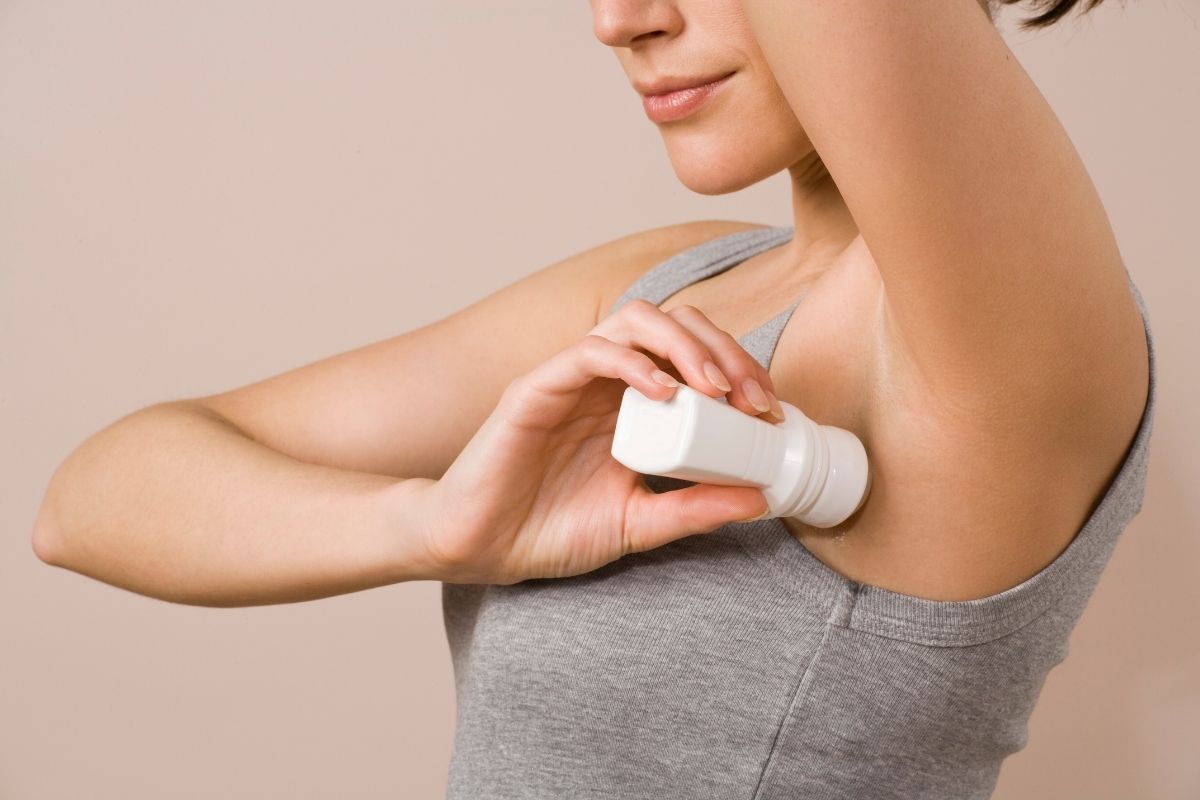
[{"x1": 591, "y1": 0, "x2": 680, "y2": 48}]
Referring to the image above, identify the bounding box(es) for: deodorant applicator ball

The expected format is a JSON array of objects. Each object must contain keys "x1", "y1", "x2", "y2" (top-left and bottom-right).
[{"x1": 610, "y1": 383, "x2": 871, "y2": 528}]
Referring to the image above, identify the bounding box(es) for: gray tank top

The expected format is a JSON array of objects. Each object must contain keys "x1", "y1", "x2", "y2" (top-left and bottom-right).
[{"x1": 440, "y1": 225, "x2": 1158, "y2": 799}]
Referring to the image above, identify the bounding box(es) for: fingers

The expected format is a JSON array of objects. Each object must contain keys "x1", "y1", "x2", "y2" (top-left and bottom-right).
[
  {"x1": 591, "y1": 299, "x2": 732, "y2": 403},
  {"x1": 501, "y1": 333, "x2": 681, "y2": 426},
  {"x1": 621, "y1": 482, "x2": 770, "y2": 555},
  {"x1": 663, "y1": 305, "x2": 784, "y2": 423},
  {"x1": 591, "y1": 299, "x2": 784, "y2": 423},
  {"x1": 507, "y1": 297, "x2": 786, "y2": 428}
]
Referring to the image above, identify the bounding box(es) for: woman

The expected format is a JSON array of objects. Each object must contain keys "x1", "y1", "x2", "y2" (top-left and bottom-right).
[{"x1": 33, "y1": 0, "x2": 1156, "y2": 796}]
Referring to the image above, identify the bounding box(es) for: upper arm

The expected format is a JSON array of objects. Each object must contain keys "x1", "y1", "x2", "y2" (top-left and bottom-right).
[
  {"x1": 746, "y1": 0, "x2": 1145, "y2": 418},
  {"x1": 188, "y1": 220, "x2": 762, "y2": 481}
]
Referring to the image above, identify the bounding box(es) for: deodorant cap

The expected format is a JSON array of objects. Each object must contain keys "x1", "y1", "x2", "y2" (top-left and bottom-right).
[{"x1": 800, "y1": 425, "x2": 871, "y2": 528}]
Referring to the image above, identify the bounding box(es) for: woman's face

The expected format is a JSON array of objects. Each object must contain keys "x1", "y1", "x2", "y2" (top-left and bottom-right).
[{"x1": 589, "y1": 0, "x2": 815, "y2": 196}]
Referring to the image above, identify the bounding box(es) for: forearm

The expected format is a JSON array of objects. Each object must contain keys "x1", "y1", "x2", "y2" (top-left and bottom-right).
[{"x1": 32, "y1": 402, "x2": 441, "y2": 607}]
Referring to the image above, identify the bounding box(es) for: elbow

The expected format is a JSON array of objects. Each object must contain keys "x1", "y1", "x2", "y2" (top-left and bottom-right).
[
  {"x1": 31, "y1": 497, "x2": 65, "y2": 567},
  {"x1": 31, "y1": 489, "x2": 65, "y2": 568},
  {"x1": 31, "y1": 529, "x2": 57, "y2": 566},
  {"x1": 27, "y1": 486, "x2": 245, "y2": 609}
]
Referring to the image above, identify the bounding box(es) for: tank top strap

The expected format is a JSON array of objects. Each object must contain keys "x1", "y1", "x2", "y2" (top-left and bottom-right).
[
  {"x1": 739, "y1": 296, "x2": 805, "y2": 371},
  {"x1": 602, "y1": 225, "x2": 800, "y2": 370}
]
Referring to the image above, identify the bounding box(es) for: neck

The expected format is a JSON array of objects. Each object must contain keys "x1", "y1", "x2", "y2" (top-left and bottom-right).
[{"x1": 776, "y1": 152, "x2": 861, "y2": 283}]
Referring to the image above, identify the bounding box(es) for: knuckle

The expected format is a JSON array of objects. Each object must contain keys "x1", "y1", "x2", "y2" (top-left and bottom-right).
[
  {"x1": 665, "y1": 303, "x2": 703, "y2": 318},
  {"x1": 499, "y1": 375, "x2": 527, "y2": 405},
  {"x1": 633, "y1": 351, "x2": 658, "y2": 373},
  {"x1": 623, "y1": 298, "x2": 659, "y2": 319},
  {"x1": 708, "y1": 326, "x2": 740, "y2": 350},
  {"x1": 737, "y1": 354, "x2": 764, "y2": 378},
  {"x1": 580, "y1": 334, "x2": 615, "y2": 359},
  {"x1": 592, "y1": 301, "x2": 647, "y2": 334}
]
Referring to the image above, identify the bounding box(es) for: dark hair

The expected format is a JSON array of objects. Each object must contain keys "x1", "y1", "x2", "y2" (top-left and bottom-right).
[{"x1": 992, "y1": 0, "x2": 1114, "y2": 31}]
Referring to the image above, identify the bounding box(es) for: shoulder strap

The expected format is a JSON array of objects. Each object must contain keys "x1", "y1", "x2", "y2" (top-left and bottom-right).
[
  {"x1": 741, "y1": 299, "x2": 804, "y2": 371},
  {"x1": 602, "y1": 226, "x2": 801, "y2": 369}
]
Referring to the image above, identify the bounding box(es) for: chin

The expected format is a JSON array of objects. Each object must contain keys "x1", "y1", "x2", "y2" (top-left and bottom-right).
[
  {"x1": 660, "y1": 120, "x2": 806, "y2": 196},
  {"x1": 679, "y1": 163, "x2": 762, "y2": 195}
]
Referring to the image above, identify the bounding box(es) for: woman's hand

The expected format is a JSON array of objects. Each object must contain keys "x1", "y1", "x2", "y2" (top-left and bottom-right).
[{"x1": 420, "y1": 299, "x2": 785, "y2": 585}]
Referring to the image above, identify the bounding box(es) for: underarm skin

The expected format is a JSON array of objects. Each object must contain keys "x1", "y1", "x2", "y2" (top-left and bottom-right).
[{"x1": 739, "y1": 0, "x2": 1148, "y2": 602}]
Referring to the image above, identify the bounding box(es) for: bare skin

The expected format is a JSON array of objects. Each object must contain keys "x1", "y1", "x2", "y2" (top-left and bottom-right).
[
  {"x1": 32, "y1": 0, "x2": 1148, "y2": 609},
  {"x1": 589, "y1": 0, "x2": 1149, "y2": 602},
  {"x1": 596, "y1": 219, "x2": 1147, "y2": 602}
]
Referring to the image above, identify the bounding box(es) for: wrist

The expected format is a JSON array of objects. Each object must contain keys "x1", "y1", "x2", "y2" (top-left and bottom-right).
[{"x1": 378, "y1": 476, "x2": 445, "y2": 583}]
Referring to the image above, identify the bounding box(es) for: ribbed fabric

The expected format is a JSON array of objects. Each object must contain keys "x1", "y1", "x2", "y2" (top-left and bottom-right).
[{"x1": 440, "y1": 225, "x2": 1157, "y2": 799}]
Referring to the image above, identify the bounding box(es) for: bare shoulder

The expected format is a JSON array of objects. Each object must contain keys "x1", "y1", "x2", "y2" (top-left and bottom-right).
[{"x1": 189, "y1": 218, "x2": 771, "y2": 483}]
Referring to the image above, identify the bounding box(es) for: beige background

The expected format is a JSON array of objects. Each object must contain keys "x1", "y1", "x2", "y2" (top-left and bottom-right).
[{"x1": 3, "y1": 1, "x2": 1197, "y2": 797}]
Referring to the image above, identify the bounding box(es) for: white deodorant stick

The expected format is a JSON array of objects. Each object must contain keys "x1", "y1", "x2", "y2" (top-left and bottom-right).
[{"x1": 610, "y1": 382, "x2": 871, "y2": 528}]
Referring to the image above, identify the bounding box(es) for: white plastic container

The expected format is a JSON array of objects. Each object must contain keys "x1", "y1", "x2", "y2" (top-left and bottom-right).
[{"x1": 610, "y1": 382, "x2": 871, "y2": 528}]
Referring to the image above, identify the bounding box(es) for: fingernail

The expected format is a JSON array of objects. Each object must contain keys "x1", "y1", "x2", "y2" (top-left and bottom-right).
[
  {"x1": 702, "y1": 360, "x2": 731, "y2": 392},
  {"x1": 741, "y1": 378, "x2": 771, "y2": 413},
  {"x1": 651, "y1": 369, "x2": 679, "y2": 387},
  {"x1": 766, "y1": 391, "x2": 785, "y2": 422}
]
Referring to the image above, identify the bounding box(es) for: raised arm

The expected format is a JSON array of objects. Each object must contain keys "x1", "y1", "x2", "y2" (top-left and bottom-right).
[{"x1": 741, "y1": 0, "x2": 1146, "y2": 416}]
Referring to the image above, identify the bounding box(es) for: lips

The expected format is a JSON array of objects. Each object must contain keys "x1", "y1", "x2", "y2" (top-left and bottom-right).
[
  {"x1": 636, "y1": 71, "x2": 737, "y2": 98},
  {"x1": 639, "y1": 72, "x2": 734, "y2": 123}
]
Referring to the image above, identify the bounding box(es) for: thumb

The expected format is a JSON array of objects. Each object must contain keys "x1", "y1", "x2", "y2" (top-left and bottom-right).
[{"x1": 622, "y1": 483, "x2": 770, "y2": 555}]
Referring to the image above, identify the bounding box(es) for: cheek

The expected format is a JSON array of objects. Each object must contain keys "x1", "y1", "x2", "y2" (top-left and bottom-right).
[
  {"x1": 740, "y1": 62, "x2": 803, "y2": 128},
  {"x1": 706, "y1": 77, "x2": 809, "y2": 163}
]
